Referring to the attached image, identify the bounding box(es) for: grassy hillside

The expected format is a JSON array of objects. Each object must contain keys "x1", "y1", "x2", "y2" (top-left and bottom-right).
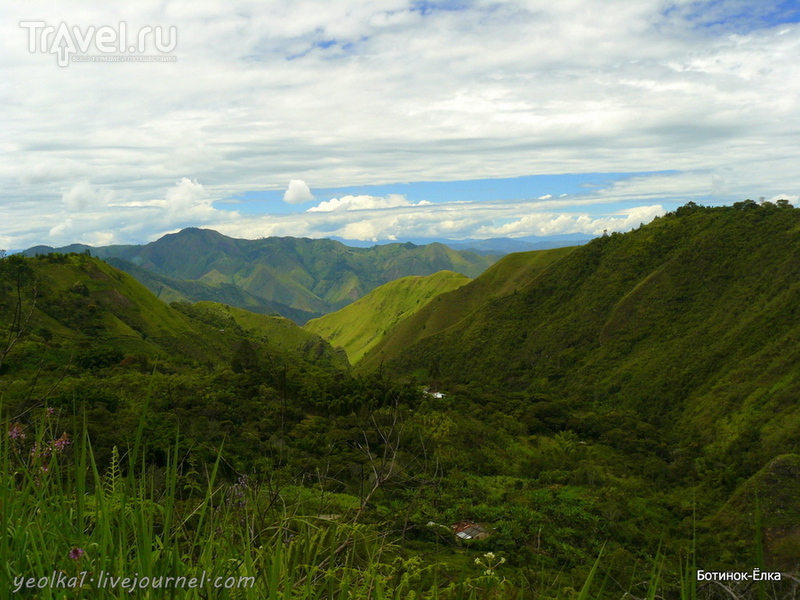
[
  {"x1": 26, "y1": 229, "x2": 497, "y2": 323},
  {"x1": 304, "y1": 270, "x2": 471, "y2": 364},
  {"x1": 105, "y1": 257, "x2": 318, "y2": 323},
  {"x1": 0, "y1": 252, "x2": 342, "y2": 374},
  {"x1": 359, "y1": 246, "x2": 576, "y2": 371}
]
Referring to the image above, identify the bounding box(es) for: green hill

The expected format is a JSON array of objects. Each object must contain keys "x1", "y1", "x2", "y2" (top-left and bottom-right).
[
  {"x1": 25, "y1": 229, "x2": 497, "y2": 324},
  {"x1": 359, "y1": 246, "x2": 577, "y2": 371},
  {"x1": 10, "y1": 203, "x2": 800, "y2": 587},
  {"x1": 0, "y1": 252, "x2": 343, "y2": 373},
  {"x1": 375, "y1": 202, "x2": 800, "y2": 545},
  {"x1": 304, "y1": 270, "x2": 471, "y2": 364},
  {"x1": 383, "y1": 203, "x2": 800, "y2": 424}
]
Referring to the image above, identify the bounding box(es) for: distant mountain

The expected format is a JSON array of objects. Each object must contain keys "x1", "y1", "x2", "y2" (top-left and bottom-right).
[
  {"x1": 304, "y1": 270, "x2": 471, "y2": 364},
  {"x1": 24, "y1": 228, "x2": 497, "y2": 324},
  {"x1": 103, "y1": 257, "x2": 318, "y2": 324}
]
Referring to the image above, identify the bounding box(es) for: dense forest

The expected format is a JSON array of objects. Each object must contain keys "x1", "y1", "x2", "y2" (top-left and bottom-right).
[{"x1": 2, "y1": 201, "x2": 799, "y2": 598}]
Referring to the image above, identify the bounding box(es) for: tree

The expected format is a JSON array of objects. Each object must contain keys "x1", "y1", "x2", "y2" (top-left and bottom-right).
[
  {"x1": 0, "y1": 255, "x2": 37, "y2": 373},
  {"x1": 231, "y1": 339, "x2": 259, "y2": 373}
]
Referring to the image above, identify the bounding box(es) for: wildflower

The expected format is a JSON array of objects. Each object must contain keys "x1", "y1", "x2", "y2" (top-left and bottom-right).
[
  {"x1": 474, "y1": 551, "x2": 506, "y2": 576},
  {"x1": 54, "y1": 432, "x2": 71, "y2": 451},
  {"x1": 46, "y1": 407, "x2": 56, "y2": 416},
  {"x1": 68, "y1": 547, "x2": 85, "y2": 561},
  {"x1": 8, "y1": 423, "x2": 25, "y2": 439}
]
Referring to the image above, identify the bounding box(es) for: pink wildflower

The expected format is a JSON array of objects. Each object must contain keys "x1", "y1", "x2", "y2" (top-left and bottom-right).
[
  {"x1": 68, "y1": 547, "x2": 85, "y2": 561},
  {"x1": 8, "y1": 423, "x2": 25, "y2": 439},
  {"x1": 54, "y1": 432, "x2": 71, "y2": 451}
]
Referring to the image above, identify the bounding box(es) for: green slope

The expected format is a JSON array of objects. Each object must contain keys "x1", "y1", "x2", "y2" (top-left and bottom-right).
[
  {"x1": 382, "y1": 202, "x2": 800, "y2": 473},
  {"x1": 26, "y1": 229, "x2": 497, "y2": 323},
  {"x1": 0, "y1": 252, "x2": 343, "y2": 373},
  {"x1": 359, "y1": 246, "x2": 576, "y2": 371},
  {"x1": 304, "y1": 270, "x2": 471, "y2": 364}
]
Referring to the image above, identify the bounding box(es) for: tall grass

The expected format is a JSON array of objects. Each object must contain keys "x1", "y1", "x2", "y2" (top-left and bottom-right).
[{"x1": 1, "y1": 400, "x2": 522, "y2": 600}]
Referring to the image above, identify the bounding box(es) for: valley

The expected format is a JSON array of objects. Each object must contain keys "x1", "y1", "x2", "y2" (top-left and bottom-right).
[{"x1": 3, "y1": 201, "x2": 799, "y2": 598}]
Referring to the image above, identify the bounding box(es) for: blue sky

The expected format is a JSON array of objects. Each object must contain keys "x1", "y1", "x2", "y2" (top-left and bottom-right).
[
  {"x1": 2, "y1": 0, "x2": 800, "y2": 248},
  {"x1": 217, "y1": 172, "x2": 679, "y2": 215},
  {"x1": 671, "y1": 0, "x2": 800, "y2": 32}
]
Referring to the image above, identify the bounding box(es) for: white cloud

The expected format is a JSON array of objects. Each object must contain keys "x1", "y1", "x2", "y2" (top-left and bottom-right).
[
  {"x1": 49, "y1": 218, "x2": 74, "y2": 240},
  {"x1": 283, "y1": 179, "x2": 315, "y2": 203},
  {"x1": 308, "y1": 194, "x2": 415, "y2": 212},
  {"x1": 3, "y1": 1, "x2": 800, "y2": 248},
  {"x1": 165, "y1": 177, "x2": 211, "y2": 216}
]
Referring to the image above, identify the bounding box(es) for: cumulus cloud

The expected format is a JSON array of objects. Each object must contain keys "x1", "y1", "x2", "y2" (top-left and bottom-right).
[
  {"x1": 283, "y1": 179, "x2": 315, "y2": 204},
  {"x1": 49, "y1": 218, "x2": 74, "y2": 240},
  {"x1": 308, "y1": 194, "x2": 420, "y2": 212},
  {"x1": 475, "y1": 204, "x2": 666, "y2": 238},
  {"x1": 161, "y1": 178, "x2": 223, "y2": 224}
]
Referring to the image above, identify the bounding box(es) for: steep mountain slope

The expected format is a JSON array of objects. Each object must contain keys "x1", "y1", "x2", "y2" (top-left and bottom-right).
[
  {"x1": 304, "y1": 270, "x2": 471, "y2": 364},
  {"x1": 382, "y1": 202, "x2": 800, "y2": 460},
  {"x1": 372, "y1": 201, "x2": 800, "y2": 564},
  {"x1": 359, "y1": 246, "x2": 577, "y2": 370},
  {"x1": 26, "y1": 229, "x2": 497, "y2": 323},
  {"x1": 0, "y1": 252, "x2": 342, "y2": 373}
]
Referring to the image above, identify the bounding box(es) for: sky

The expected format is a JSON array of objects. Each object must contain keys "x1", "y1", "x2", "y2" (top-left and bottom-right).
[{"x1": 2, "y1": 0, "x2": 800, "y2": 249}]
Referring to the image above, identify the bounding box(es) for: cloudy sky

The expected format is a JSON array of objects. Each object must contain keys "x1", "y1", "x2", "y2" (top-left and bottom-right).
[{"x1": 2, "y1": 0, "x2": 800, "y2": 249}]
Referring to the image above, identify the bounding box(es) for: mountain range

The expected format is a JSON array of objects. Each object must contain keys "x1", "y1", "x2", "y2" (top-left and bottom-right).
[
  {"x1": 330, "y1": 233, "x2": 596, "y2": 255},
  {"x1": 24, "y1": 228, "x2": 497, "y2": 324},
  {"x1": 6, "y1": 200, "x2": 800, "y2": 577}
]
